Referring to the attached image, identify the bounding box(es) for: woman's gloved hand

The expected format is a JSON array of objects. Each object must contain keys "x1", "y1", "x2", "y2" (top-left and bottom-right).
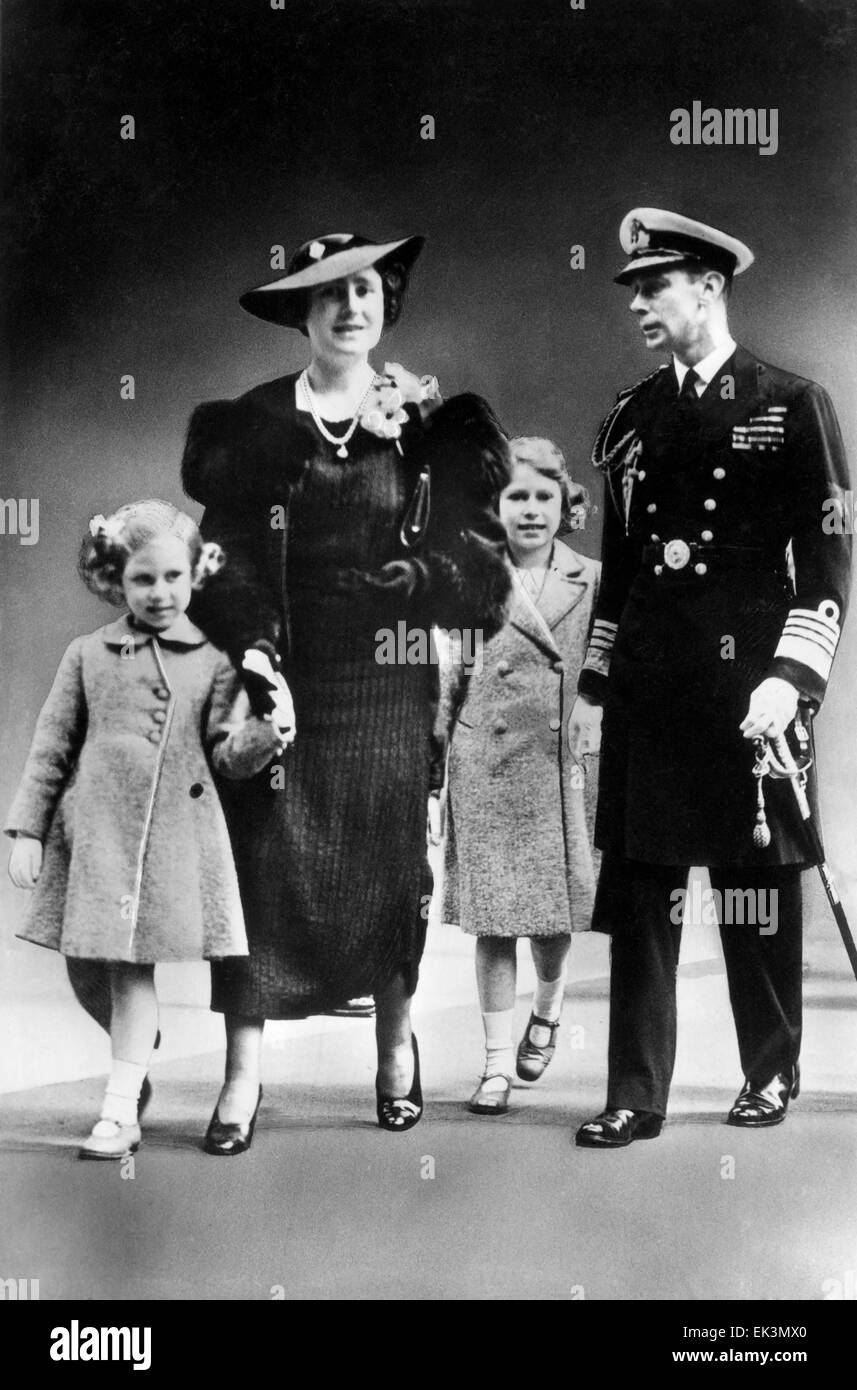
[
  {"x1": 427, "y1": 791, "x2": 445, "y2": 846},
  {"x1": 242, "y1": 645, "x2": 296, "y2": 747},
  {"x1": 8, "y1": 834, "x2": 43, "y2": 889}
]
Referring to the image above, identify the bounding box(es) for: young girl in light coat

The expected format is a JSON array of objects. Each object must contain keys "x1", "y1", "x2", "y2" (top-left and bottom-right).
[
  {"x1": 5, "y1": 499, "x2": 290, "y2": 1158},
  {"x1": 442, "y1": 439, "x2": 600, "y2": 1113}
]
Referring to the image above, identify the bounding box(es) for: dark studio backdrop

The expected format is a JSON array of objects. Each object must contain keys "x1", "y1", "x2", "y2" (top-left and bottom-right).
[{"x1": 2, "y1": 0, "x2": 857, "y2": 938}]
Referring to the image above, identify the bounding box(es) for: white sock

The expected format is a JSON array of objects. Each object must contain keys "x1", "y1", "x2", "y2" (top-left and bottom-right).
[
  {"x1": 101, "y1": 1058, "x2": 147, "y2": 1126},
  {"x1": 482, "y1": 1009, "x2": 515, "y2": 1082},
  {"x1": 533, "y1": 968, "x2": 566, "y2": 1025}
]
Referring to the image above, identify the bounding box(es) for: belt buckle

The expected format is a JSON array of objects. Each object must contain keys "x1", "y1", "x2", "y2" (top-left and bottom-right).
[{"x1": 663, "y1": 539, "x2": 691, "y2": 570}]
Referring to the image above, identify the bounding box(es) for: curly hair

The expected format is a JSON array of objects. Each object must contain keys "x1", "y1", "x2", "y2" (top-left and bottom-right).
[
  {"x1": 79, "y1": 499, "x2": 204, "y2": 606},
  {"x1": 295, "y1": 258, "x2": 409, "y2": 336},
  {"x1": 507, "y1": 437, "x2": 591, "y2": 528}
]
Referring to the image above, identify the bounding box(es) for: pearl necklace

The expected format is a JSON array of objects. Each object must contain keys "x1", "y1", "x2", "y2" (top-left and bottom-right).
[{"x1": 298, "y1": 368, "x2": 377, "y2": 458}]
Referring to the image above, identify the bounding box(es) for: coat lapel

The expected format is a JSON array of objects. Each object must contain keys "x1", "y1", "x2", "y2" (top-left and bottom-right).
[
  {"x1": 697, "y1": 345, "x2": 765, "y2": 441},
  {"x1": 508, "y1": 541, "x2": 591, "y2": 658}
]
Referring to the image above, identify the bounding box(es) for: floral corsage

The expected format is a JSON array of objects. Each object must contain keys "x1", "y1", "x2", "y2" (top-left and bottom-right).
[{"x1": 359, "y1": 362, "x2": 442, "y2": 443}]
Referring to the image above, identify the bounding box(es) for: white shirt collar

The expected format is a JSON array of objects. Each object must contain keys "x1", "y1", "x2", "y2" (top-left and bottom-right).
[{"x1": 673, "y1": 335, "x2": 737, "y2": 395}]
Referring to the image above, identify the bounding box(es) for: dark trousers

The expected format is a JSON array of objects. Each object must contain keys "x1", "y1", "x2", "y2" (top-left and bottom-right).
[{"x1": 602, "y1": 862, "x2": 803, "y2": 1116}]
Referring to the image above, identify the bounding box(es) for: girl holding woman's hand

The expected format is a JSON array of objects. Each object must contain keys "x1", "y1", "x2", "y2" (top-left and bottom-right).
[{"x1": 5, "y1": 500, "x2": 282, "y2": 1158}]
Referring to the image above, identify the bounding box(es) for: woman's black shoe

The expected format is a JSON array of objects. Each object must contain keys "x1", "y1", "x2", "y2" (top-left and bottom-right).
[
  {"x1": 575, "y1": 1107, "x2": 663, "y2": 1148},
  {"x1": 376, "y1": 1036, "x2": 423, "y2": 1132},
  {"x1": 203, "y1": 1085, "x2": 263, "y2": 1156}
]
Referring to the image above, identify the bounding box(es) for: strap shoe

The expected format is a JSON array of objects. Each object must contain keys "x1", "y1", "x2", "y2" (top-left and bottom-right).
[
  {"x1": 516, "y1": 1013, "x2": 560, "y2": 1082},
  {"x1": 468, "y1": 1074, "x2": 512, "y2": 1115}
]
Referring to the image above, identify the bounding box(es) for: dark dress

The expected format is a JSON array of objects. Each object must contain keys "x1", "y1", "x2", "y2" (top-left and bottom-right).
[{"x1": 183, "y1": 373, "x2": 510, "y2": 1018}]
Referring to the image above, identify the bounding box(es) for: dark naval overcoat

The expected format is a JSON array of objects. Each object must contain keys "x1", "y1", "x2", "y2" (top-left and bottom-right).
[{"x1": 578, "y1": 344, "x2": 851, "y2": 871}]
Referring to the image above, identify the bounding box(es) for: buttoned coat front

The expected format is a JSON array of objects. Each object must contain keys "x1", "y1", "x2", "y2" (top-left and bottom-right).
[
  {"x1": 4, "y1": 616, "x2": 280, "y2": 962},
  {"x1": 578, "y1": 345, "x2": 852, "y2": 867},
  {"x1": 443, "y1": 540, "x2": 601, "y2": 937}
]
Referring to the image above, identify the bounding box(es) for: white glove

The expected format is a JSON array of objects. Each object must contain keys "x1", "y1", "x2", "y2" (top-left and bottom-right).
[
  {"x1": 568, "y1": 696, "x2": 602, "y2": 761},
  {"x1": 242, "y1": 649, "x2": 297, "y2": 749},
  {"x1": 740, "y1": 677, "x2": 799, "y2": 740},
  {"x1": 427, "y1": 793, "x2": 444, "y2": 846}
]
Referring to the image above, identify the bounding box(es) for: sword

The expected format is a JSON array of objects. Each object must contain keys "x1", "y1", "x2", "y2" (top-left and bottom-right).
[{"x1": 752, "y1": 711, "x2": 857, "y2": 983}]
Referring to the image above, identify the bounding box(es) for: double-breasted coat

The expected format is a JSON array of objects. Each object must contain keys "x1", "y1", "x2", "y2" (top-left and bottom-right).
[
  {"x1": 443, "y1": 539, "x2": 601, "y2": 937},
  {"x1": 579, "y1": 344, "x2": 852, "y2": 875},
  {"x1": 4, "y1": 614, "x2": 280, "y2": 962}
]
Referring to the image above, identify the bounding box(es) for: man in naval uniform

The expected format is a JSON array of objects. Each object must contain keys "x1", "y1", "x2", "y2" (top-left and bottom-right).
[{"x1": 571, "y1": 208, "x2": 851, "y2": 1147}]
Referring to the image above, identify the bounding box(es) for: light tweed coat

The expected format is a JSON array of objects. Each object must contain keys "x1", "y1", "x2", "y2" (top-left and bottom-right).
[
  {"x1": 4, "y1": 614, "x2": 280, "y2": 963},
  {"x1": 443, "y1": 540, "x2": 601, "y2": 937}
]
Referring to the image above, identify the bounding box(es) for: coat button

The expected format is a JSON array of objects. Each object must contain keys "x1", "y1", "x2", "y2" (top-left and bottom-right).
[
  {"x1": 153, "y1": 686, "x2": 169, "y2": 700},
  {"x1": 712, "y1": 467, "x2": 726, "y2": 480},
  {"x1": 189, "y1": 783, "x2": 204, "y2": 798},
  {"x1": 152, "y1": 709, "x2": 167, "y2": 724},
  {"x1": 147, "y1": 729, "x2": 162, "y2": 744},
  {"x1": 548, "y1": 717, "x2": 561, "y2": 732},
  {"x1": 703, "y1": 498, "x2": 717, "y2": 511},
  {"x1": 647, "y1": 503, "x2": 657, "y2": 514},
  {"x1": 701, "y1": 530, "x2": 714, "y2": 542},
  {"x1": 694, "y1": 563, "x2": 708, "y2": 576},
  {"x1": 650, "y1": 533, "x2": 660, "y2": 542},
  {"x1": 654, "y1": 565, "x2": 664, "y2": 576},
  {"x1": 636, "y1": 469, "x2": 646, "y2": 480},
  {"x1": 493, "y1": 720, "x2": 507, "y2": 735},
  {"x1": 552, "y1": 660, "x2": 566, "y2": 674},
  {"x1": 496, "y1": 660, "x2": 511, "y2": 676}
]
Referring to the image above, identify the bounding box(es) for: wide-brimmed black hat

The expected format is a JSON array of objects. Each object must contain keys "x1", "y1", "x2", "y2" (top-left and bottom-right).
[{"x1": 239, "y1": 232, "x2": 425, "y2": 328}]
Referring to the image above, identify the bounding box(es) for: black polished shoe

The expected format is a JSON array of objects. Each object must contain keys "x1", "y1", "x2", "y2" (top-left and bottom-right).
[
  {"x1": 203, "y1": 1085, "x2": 263, "y2": 1156},
  {"x1": 516, "y1": 1013, "x2": 560, "y2": 1082},
  {"x1": 575, "y1": 1107, "x2": 663, "y2": 1148},
  {"x1": 376, "y1": 1036, "x2": 423, "y2": 1132},
  {"x1": 726, "y1": 1064, "x2": 800, "y2": 1128}
]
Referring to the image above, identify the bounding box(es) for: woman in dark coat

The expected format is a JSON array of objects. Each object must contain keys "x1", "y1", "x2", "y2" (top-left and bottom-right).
[{"x1": 183, "y1": 232, "x2": 511, "y2": 1149}]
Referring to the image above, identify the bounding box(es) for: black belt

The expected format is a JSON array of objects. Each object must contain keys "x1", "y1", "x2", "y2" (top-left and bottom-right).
[{"x1": 641, "y1": 541, "x2": 789, "y2": 577}]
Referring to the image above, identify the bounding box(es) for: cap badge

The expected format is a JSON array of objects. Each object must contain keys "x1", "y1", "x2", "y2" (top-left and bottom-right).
[
  {"x1": 307, "y1": 241, "x2": 326, "y2": 260},
  {"x1": 629, "y1": 219, "x2": 650, "y2": 249}
]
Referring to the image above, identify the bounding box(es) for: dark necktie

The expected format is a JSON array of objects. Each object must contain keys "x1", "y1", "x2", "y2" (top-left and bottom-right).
[{"x1": 678, "y1": 367, "x2": 701, "y2": 404}]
